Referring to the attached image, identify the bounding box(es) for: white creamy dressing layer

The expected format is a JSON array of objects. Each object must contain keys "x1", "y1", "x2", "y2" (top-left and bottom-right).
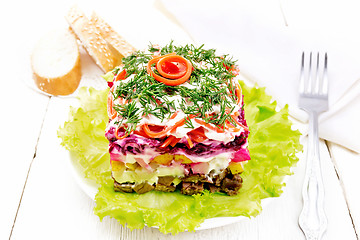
[
  {"x1": 112, "y1": 152, "x2": 233, "y2": 184},
  {"x1": 136, "y1": 109, "x2": 243, "y2": 143},
  {"x1": 110, "y1": 88, "x2": 244, "y2": 143},
  {"x1": 111, "y1": 61, "x2": 244, "y2": 144},
  {"x1": 122, "y1": 147, "x2": 158, "y2": 165},
  {"x1": 123, "y1": 147, "x2": 233, "y2": 165},
  {"x1": 110, "y1": 108, "x2": 243, "y2": 144}
]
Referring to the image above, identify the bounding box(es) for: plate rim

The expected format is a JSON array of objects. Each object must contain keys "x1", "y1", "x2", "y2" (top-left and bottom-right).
[{"x1": 68, "y1": 151, "x2": 274, "y2": 231}]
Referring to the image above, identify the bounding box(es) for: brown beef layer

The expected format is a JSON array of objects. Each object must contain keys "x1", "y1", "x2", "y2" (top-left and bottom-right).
[{"x1": 113, "y1": 168, "x2": 243, "y2": 196}]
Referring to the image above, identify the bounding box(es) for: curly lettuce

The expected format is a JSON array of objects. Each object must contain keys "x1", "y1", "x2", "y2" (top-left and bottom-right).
[{"x1": 58, "y1": 81, "x2": 302, "y2": 234}]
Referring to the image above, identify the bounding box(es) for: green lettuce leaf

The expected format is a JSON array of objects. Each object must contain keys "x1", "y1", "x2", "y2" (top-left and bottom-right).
[
  {"x1": 102, "y1": 71, "x2": 115, "y2": 82},
  {"x1": 58, "y1": 88, "x2": 111, "y2": 185},
  {"x1": 58, "y1": 82, "x2": 302, "y2": 234}
]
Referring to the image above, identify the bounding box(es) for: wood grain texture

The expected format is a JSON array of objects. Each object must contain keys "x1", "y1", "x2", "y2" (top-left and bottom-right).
[
  {"x1": 0, "y1": 77, "x2": 50, "y2": 240},
  {"x1": 9, "y1": 96, "x2": 357, "y2": 240},
  {"x1": 3, "y1": 0, "x2": 360, "y2": 240},
  {"x1": 328, "y1": 143, "x2": 360, "y2": 237}
]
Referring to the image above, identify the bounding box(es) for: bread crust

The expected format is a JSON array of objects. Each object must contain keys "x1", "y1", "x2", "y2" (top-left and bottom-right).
[
  {"x1": 31, "y1": 28, "x2": 82, "y2": 96},
  {"x1": 32, "y1": 54, "x2": 81, "y2": 95},
  {"x1": 66, "y1": 6, "x2": 121, "y2": 72},
  {"x1": 90, "y1": 12, "x2": 136, "y2": 58}
]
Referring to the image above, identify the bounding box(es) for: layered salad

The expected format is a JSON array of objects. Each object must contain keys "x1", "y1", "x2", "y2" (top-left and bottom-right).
[{"x1": 104, "y1": 43, "x2": 250, "y2": 196}]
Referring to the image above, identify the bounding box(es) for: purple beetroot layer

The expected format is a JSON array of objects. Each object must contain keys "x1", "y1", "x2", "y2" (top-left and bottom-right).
[{"x1": 105, "y1": 108, "x2": 249, "y2": 162}]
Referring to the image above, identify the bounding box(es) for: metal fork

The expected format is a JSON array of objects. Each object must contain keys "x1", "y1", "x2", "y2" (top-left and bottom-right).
[{"x1": 298, "y1": 52, "x2": 328, "y2": 240}]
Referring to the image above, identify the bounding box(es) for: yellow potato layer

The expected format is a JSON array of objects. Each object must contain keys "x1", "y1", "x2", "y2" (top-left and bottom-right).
[
  {"x1": 111, "y1": 160, "x2": 125, "y2": 171},
  {"x1": 228, "y1": 162, "x2": 244, "y2": 174},
  {"x1": 125, "y1": 162, "x2": 138, "y2": 171},
  {"x1": 152, "y1": 154, "x2": 193, "y2": 164},
  {"x1": 174, "y1": 155, "x2": 193, "y2": 164},
  {"x1": 151, "y1": 154, "x2": 174, "y2": 165}
]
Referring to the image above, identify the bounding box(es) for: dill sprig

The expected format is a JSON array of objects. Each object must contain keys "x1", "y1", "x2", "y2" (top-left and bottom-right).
[{"x1": 112, "y1": 42, "x2": 240, "y2": 132}]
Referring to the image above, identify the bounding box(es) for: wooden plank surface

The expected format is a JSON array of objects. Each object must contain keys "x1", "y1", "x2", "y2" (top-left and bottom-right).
[
  {"x1": 10, "y1": 96, "x2": 357, "y2": 240},
  {"x1": 0, "y1": 15, "x2": 51, "y2": 237},
  {"x1": 0, "y1": 83, "x2": 49, "y2": 240},
  {"x1": 3, "y1": 0, "x2": 360, "y2": 239},
  {"x1": 0, "y1": 1, "x2": 75, "y2": 238},
  {"x1": 328, "y1": 143, "x2": 360, "y2": 237}
]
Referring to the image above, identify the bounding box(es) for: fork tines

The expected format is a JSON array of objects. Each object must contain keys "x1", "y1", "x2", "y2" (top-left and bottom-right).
[{"x1": 299, "y1": 52, "x2": 328, "y2": 96}]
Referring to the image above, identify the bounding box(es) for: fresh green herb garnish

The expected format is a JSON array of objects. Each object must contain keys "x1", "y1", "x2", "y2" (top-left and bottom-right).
[{"x1": 112, "y1": 42, "x2": 239, "y2": 131}]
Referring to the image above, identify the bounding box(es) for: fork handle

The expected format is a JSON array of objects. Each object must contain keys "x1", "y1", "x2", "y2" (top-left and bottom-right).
[{"x1": 299, "y1": 111, "x2": 327, "y2": 240}]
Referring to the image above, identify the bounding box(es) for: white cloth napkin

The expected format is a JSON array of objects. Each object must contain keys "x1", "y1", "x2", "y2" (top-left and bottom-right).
[{"x1": 158, "y1": 0, "x2": 360, "y2": 153}]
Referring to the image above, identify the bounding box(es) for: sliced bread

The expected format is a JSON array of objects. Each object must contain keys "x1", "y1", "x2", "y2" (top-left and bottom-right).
[
  {"x1": 66, "y1": 6, "x2": 121, "y2": 72},
  {"x1": 31, "y1": 28, "x2": 81, "y2": 96},
  {"x1": 90, "y1": 12, "x2": 136, "y2": 59}
]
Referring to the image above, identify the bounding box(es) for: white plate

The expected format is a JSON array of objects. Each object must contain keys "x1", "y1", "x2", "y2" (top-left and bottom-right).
[
  {"x1": 68, "y1": 152, "x2": 274, "y2": 231},
  {"x1": 64, "y1": 68, "x2": 278, "y2": 231}
]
